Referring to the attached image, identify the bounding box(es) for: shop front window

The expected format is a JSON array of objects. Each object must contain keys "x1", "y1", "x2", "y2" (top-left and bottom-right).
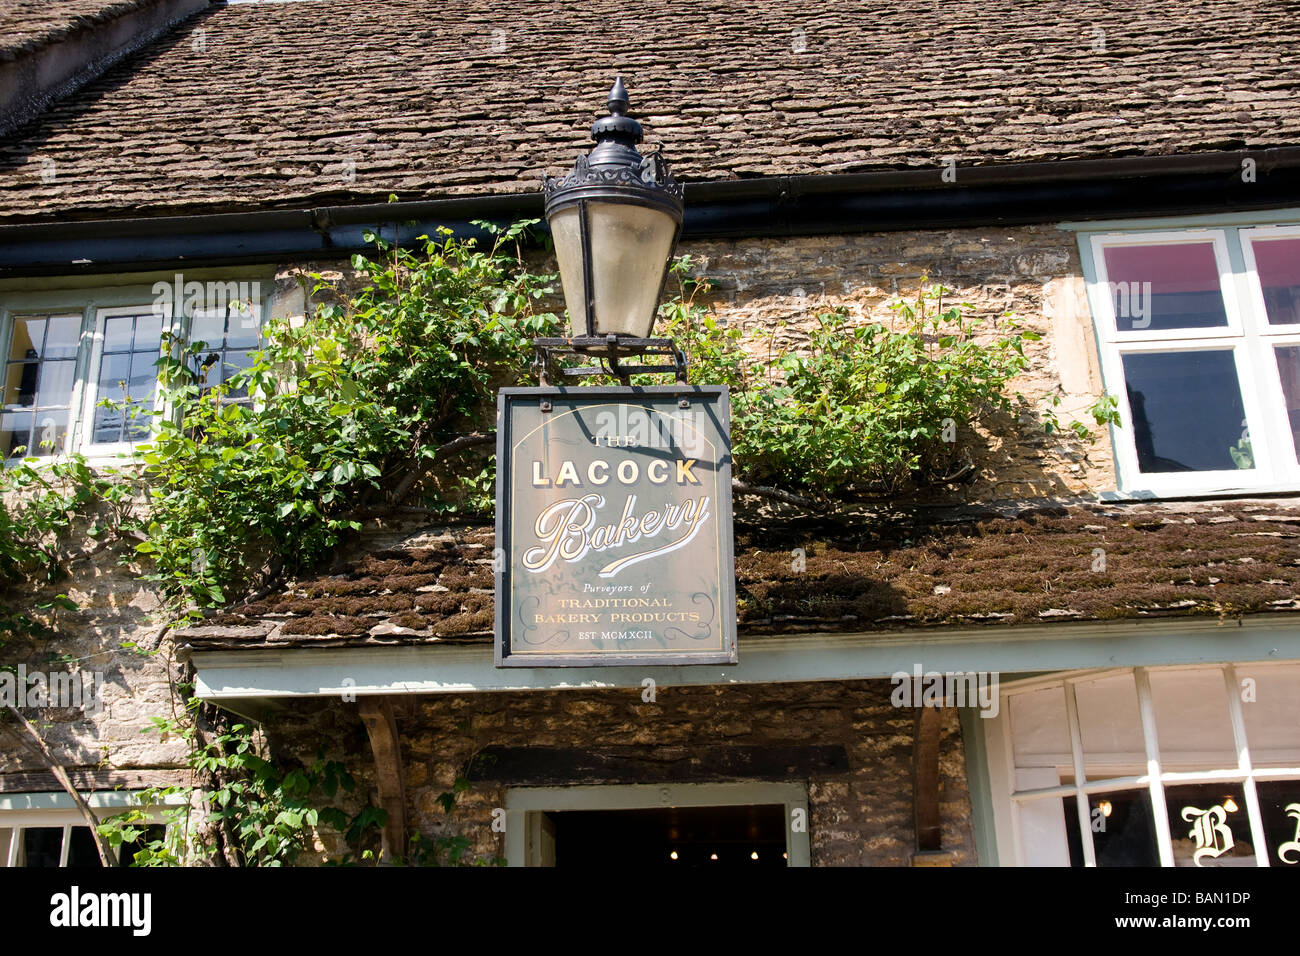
[{"x1": 993, "y1": 662, "x2": 1300, "y2": 866}]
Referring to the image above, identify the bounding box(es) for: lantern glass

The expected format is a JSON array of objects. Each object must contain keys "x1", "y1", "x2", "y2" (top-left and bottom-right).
[{"x1": 550, "y1": 201, "x2": 678, "y2": 338}]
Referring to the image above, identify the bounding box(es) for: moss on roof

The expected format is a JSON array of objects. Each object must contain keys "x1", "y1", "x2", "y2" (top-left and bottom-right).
[{"x1": 176, "y1": 500, "x2": 1300, "y2": 651}]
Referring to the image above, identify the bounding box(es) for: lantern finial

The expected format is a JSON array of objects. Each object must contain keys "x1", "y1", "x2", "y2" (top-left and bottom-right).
[{"x1": 607, "y1": 77, "x2": 630, "y2": 114}]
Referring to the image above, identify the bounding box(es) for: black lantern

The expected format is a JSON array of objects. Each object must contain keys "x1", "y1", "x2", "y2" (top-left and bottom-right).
[{"x1": 544, "y1": 78, "x2": 684, "y2": 340}]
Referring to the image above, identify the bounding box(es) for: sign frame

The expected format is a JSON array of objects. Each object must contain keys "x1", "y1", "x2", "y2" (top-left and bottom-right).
[{"x1": 494, "y1": 385, "x2": 737, "y2": 668}]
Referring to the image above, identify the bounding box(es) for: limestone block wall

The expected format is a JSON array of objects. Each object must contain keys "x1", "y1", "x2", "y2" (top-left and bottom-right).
[
  {"x1": 672, "y1": 225, "x2": 1114, "y2": 501},
  {"x1": 0, "y1": 528, "x2": 189, "y2": 788}
]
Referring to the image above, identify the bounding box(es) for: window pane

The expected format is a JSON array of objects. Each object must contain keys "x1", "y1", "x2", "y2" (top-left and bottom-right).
[
  {"x1": 1238, "y1": 663, "x2": 1300, "y2": 768},
  {"x1": 201, "y1": 354, "x2": 222, "y2": 391},
  {"x1": 1122, "y1": 350, "x2": 1250, "y2": 473},
  {"x1": 190, "y1": 310, "x2": 225, "y2": 348},
  {"x1": 9, "y1": 317, "x2": 44, "y2": 361},
  {"x1": 1252, "y1": 237, "x2": 1300, "y2": 325},
  {"x1": 3, "y1": 359, "x2": 35, "y2": 406},
  {"x1": 92, "y1": 402, "x2": 123, "y2": 444},
  {"x1": 97, "y1": 351, "x2": 132, "y2": 398},
  {"x1": 1277, "y1": 346, "x2": 1300, "y2": 462},
  {"x1": 1148, "y1": 668, "x2": 1237, "y2": 770},
  {"x1": 1075, "y1": 674, "x2": 1144, "y2": 777},
  {"x1": 1103, "y1": 242, "x2": 1228, "y2": 332},
  {"x1": 65, "y1": 826, "x2": 101, "y2": 868},
  {"x1": 1257, "y1": 780, "x2": 1300, "y2": 867},
  {"x1": 30, "y1": 409, "x2": 68, "y2": 454},
  {"x1": 1010, "y1": 685, "x2": 1070, "y2": 777},
  {"x1": 1166, "y1": 784, "x2": 1255, "y2": 866},
  {"x1": 124, "y1": 407, "x2": 151, "y2": 442},
  {"x1": 1061, "y1": 790, "x2": 1160, "y2": 866},
  {"x1": 103, "y1": 316, "x2": 133, "y2": 351},
  {"x1": 226, "y1": 309, "x2": 259, "y2": 349},
  {"x1": 35, "y1": 359, "x2": 75, "y2": 408},
  {"x1": 1019, "y1": 797, "x2": 1073, "y2": 865},
  {"x1": 132, "y1": 313, "x2": 163, "y2": 351},
  {"x1": 127, "y1": 349, "x2": 157, "y2": 397},
  {"x1": 44, "y1": 315, "x2": 82, "y2": 359},
  {"x1": 21, "y1": 827, "x2": 63, "y2": 867},
  {"x1": 1, "y1": 410, "x2": 32, "y2": 457}
]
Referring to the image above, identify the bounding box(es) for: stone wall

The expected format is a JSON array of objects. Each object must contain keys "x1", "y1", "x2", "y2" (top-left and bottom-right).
[
  {"x1": 674, "y1": 225, "x2": 1114, "y2": 502},
  {"x1": 0, "y1": 526, "x2": 189, "y2": 786},
  {"x1": 272, "y1": 679, "x2": 977, "y2": 867}
]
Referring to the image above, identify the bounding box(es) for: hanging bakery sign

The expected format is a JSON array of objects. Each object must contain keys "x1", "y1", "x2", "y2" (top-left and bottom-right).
[{"x1": 495, "y1": 386, "x2": 737, "y2": 667}]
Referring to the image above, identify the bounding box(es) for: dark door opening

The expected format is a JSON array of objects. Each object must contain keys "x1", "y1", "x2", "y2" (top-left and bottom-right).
[{"x1": 546, "y1": 804, "x2": 788, "y2": 867}]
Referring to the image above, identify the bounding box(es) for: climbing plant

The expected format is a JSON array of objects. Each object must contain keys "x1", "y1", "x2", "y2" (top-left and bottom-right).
[
  {"x1": 133, "y1": 220, "x2": 559, "y2": 616},
  {"x1": 658, "y1": 259, "x2": 1105, "y2": 496}
]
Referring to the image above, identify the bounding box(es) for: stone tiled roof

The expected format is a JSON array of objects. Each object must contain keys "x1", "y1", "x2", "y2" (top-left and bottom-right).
[
  {"x1": 0, "y1": 0, "x2": 147, "y2": 60},
  {"x1": 176, "y1": 499, "x2": 1300, "y2": 652},
  {"x1": 3, "y1": 0, "x2": 1300, "y2": 223}
]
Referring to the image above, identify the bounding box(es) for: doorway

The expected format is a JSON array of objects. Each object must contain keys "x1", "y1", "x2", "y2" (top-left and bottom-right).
[
  {"x1": 546, "y1": 803, "x2": 787, "y2": 867},
  {"x1": 504, "y1": 782, "x2": 811, "y2": 867}
]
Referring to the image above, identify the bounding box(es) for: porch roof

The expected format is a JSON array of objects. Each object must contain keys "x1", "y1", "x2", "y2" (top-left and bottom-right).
[{"x1": 176, "y1": 498, "x2": 1300, "y2": 654}]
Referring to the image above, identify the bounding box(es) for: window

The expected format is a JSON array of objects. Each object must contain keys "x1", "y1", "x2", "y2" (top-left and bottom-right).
[
  {"x1": 0, "y1": 281, "x2": 264, "y2": 462},
  {"x1": 986, "y1": 663, "x2": 1300, "y2": 866},
  {"x1": 189, "y1": 301, "x2": 260, "y2": 405},
  {"x1": 1087, "y1": 224, "x2": 1300, "y2": 494},
  {"x1": 0, "y1": 793, "x2": 171, "y2": 867},
  {"x1": 1, "y1": 313, "x2": 81, "y2": 459},
  {"x1": 81, "y1": 306, "x2": 170, "y2": 454}
]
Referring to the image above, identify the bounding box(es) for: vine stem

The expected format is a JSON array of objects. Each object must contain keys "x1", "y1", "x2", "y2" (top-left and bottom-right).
[{"x1": 6, "y1": 704, "x2": 118, "y2": 866}]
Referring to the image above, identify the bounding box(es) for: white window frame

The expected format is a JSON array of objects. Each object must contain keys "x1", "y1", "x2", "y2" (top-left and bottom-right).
[
  {"x1": 77, "y1": 302, "x2": 177, "y2": 459},
  {"x1": 0, "y1": 272, "x2": 269, "y2": 467},
  {"x1": 1085, "y1": 223, "x2": 1300, "y2": 495},
  {"x1": 1, "y1": 308, "x2": 89, "y2": 459},
  {"x1": 0, "y1": 790, "x2": 177, "y2": 867},
  {"x1": 1240, "y1": 224, "x2": 1300, "y2": 334},
  {"x1": 984, "y1": 662, "x2": 1300, "y2": 867}
]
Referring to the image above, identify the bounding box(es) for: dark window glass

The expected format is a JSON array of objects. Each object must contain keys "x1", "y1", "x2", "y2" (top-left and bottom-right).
[
  {"x1": 189, "y1": 306, "x2": 258, "y2": 404},
  {"x1": 1063, "y1": 791, "x2": 1160, "y2": 866},
  {"x1": 1121, "y1": 350, "x2": 1251, "y2": 473},
  {"x1": 64, "y1": 825, "x2": 101, "y2": 867},
  {"x1": 18, "y1": 824, "x2": 165, "y2": 867},
  {"x1": 1253, "y1": 237, "x2": 1300, "y2": 325},
  {"x1": 2, "y1": 313, "x2": 80, "y2": 458},
  {"x1": 1103, "y1": 243, "x2": 1228, "y2": 332},
  {"x1": 1166, "y1": 784, "x2": 1255, "y2": 867},
  {"x1": 1256, "y1": 781, "x2": 1300, "y2": 867},
  {"x1": 21, "y1": 827, "x2": 64, "y2": 867}
]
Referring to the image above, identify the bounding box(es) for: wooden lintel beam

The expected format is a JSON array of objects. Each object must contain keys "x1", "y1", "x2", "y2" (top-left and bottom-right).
[{"x1": 358, "y1": 695, "x2": 408, "y2": 863}]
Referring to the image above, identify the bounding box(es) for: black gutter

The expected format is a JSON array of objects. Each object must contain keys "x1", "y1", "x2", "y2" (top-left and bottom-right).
[{"x1": 3, "y1": 148, "x2": 1300, "y2": 277}]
